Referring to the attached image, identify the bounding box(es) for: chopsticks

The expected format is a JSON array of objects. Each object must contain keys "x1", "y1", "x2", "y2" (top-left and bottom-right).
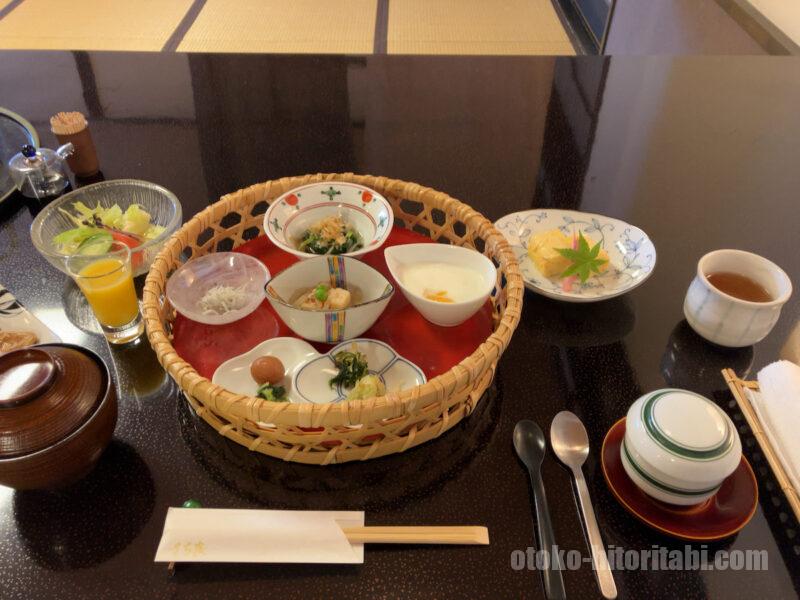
[
  {"x1": 339, "y1": 525, "x2": 489, "y2": 545},
  {"x1": 166, "y1": 523, "x2": 489, "y2": 574}
]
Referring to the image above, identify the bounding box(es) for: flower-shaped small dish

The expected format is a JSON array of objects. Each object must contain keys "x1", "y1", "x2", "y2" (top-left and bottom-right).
[
  {"x1": 265, "y1": 256, "x2": 394, "y2": 343},
  {"x1": 211, "y1": 337, "x2": 319, "y2": 402},
  {"x1": 494, "y1": 209, "x2": 656, "y2": 302},
  {"x1": 264, "y1": 182, "x2": 393, "y2": 259},
  {"x1": 166, "y1": 252, "x2": 270, "y2": 325},
  {"x1": 292, "y1": 339, "x2": 426, "y2": 405},
  {"x1": 384, "y1": 243, "x2": 496, "y2": 326}
]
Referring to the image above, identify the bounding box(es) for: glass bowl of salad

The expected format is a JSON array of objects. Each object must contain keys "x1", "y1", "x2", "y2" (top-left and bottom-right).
[{"x1": 31, "y1": 179, "x2": 182, "y2": 277}]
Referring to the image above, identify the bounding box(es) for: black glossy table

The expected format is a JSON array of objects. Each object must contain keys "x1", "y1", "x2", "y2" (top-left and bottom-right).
[{"x1": 1, "y1": 51, "x2": 799, "y2": 600}]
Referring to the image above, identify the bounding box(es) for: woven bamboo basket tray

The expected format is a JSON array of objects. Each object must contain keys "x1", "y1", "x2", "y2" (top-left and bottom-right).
[{"x1": 142, "y1": 173, "x2": 523, "y2": 465}]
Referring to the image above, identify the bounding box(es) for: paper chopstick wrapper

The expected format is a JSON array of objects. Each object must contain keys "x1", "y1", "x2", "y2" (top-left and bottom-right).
[
  {"x1": 155, "y1": 508, "x2": 365, "y2": 564},
  {"x1": 746, "y1": 360, "x2": 800, "y2": 493}
]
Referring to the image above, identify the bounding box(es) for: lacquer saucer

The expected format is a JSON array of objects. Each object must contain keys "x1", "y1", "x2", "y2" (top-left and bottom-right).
[{"x1": 601, "y1": 418, "x2": 758, "y2": 541}]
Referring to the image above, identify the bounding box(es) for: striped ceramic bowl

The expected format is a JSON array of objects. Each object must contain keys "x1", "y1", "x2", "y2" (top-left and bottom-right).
[
  {"x1": 623, "y1": 389, "x2": 741, "y2": 506},
  {"x1": 265, "y1": 256, "x2": 393, "y2": 343},
  {"x1": 683, "y1": 249, "x2": 792, "y2": 347}
]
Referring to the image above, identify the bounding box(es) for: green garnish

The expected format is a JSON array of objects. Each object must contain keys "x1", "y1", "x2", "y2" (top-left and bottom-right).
[
  {"x1": 256, "y1": 383, "x2": 287, "y2": 402},
  {"x1": 556, "y1": 232, "x2": 608, "y2": 283},
  {"x1": 329, "y1": 350, "x2": 368, "y2": 389},
  {"x1": 314, "y1": 284, "x2": 330, "y2": 302},
  {"x1": 297, "y1": 225, "x2": 362, "y2": 255}
]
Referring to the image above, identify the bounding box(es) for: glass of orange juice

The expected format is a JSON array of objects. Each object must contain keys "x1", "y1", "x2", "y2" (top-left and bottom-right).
[{"x1": 66, "y1": 241, "x2": 144, "y2": 344}]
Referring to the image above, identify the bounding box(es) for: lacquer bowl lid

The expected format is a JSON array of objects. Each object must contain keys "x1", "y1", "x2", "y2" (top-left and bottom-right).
[{"x1": 0, "y1": 345, "x2": 103, "y2": 457}]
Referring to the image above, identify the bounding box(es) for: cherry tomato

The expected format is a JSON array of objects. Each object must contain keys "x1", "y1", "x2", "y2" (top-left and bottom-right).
[
  {"x1": 111, "y1": 231, "x2": 143, "y2": 270},
  {"x1": 111, "y1": 230, "x2": 141, "y2": 248}
]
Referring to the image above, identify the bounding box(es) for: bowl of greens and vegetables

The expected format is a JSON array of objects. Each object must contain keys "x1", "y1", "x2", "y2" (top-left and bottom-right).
[{"x1": 263, "y1": 181, "x2": 393, "y2": 260}]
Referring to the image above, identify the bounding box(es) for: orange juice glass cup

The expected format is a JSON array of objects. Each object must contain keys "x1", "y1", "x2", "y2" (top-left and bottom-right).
[{"x1": 66, "y1": 241, "x2": 144, "y2": 344}]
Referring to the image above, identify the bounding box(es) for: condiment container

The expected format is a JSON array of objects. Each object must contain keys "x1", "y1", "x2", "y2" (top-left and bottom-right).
[
  {"x1": 50, "y1": 111, "x2": 100, "y2": 177},
  {"x1": 0, "y1": 344, "x2": 117, "y2": 489},
  {"x1": 623, "y1": 389, "x2": 741, "y2": 506}
]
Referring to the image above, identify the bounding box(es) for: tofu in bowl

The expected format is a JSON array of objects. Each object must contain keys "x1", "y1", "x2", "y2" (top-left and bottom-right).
[{"x1": 265, "y1": 256, "x2": 394, "y2": 343}]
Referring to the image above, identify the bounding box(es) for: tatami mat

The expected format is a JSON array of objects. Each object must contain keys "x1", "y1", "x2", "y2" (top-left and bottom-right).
[
  {"x1": 388, "y1": 0, "x2": 574, "y2": 55},
  {"x1": 0, "y1": 0, "x2": 194, "y2": 51},
  {"x1": 178, "y1": 0, "x2": 377, "y2": 54},
  {"x1": 0, "y1": 0, "x2": 574, "y2": 55}
]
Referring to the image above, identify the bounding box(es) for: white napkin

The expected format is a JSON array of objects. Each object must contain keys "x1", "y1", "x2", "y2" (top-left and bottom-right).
[
  {"x1": 747, "y1": 360, "x2": 800, "y2": 493},
  {"x1": 155, "y1": 508, "x2": 365, "y2": 564}
]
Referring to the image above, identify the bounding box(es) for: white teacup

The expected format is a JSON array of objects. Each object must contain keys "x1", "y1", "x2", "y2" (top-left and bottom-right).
[{"x1": 684, "y1": 249, "x2": 792, "y2": 348}]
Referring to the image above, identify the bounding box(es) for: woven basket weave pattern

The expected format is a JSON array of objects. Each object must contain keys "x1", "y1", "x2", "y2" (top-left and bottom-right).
[{"x1": 143, "y1": 174, "x2": 523, "y2": 465}]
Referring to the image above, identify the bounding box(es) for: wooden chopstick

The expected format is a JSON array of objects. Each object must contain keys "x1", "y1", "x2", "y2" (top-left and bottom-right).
[
  {"x1": 339, "y1": 526, "x2": 489, "y2": 545},
  {"x1": 166, "y1": 525, "x2": 489, "y2": 573}
]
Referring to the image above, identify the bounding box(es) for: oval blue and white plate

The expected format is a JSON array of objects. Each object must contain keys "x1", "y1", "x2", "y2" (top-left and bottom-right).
[
  {"x1": 494, "y1": 209, "x2": 656, "y2": 302},
  {"x1": 293, "y1": 339, "x2": 426, "y2": 405}
]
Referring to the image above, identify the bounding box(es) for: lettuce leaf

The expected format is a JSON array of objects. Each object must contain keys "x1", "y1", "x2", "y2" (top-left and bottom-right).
[
  {"x1": 121, "y1": 204, "x2": 152, "y2": 236},
  {"x1": 101, "y1": 204, "x2": 124, "y2": 229}
]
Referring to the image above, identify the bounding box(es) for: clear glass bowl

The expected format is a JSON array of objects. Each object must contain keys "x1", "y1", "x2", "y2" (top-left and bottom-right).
[
  {"x1": 166, "y1": 253, "x2": 270, "y2": 325},
  {"x1": 30, "y1": 179, "x2": 182, "y2": 277}
]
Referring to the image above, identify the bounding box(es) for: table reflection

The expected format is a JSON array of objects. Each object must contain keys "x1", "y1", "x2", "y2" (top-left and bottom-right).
[
  {"x1": 661, "y1": 320, "x2": 755, "y2": 395},
  {"x1": 109, "y1": 336, "x2": 172, "y2": 406},
  {"x1": 520, "y1": 292, "x2": 636, "y2": 348},
  {"x1": 1, "y1": 49, "x2": 800, "y2": 599},
  {"x1": 13, "y1": 441, "x2": 154, "y2": 570}
]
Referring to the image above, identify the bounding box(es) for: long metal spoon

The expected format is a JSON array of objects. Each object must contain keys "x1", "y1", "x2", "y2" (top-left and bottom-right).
[
  {"x1": 550, "y1": 411, "x2": 617, "y2": 599},
  {"x1": 513, "y1": 420, "x2": 567, "y2": 600}
]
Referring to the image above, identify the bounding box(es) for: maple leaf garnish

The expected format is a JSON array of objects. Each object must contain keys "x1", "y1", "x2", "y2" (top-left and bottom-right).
[{"x1": 556, "y1": 232, "x2": 608, "y2": 283}]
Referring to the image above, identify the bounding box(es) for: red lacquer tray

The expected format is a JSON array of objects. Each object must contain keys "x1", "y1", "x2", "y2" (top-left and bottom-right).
[{"x1": 172, "y1": 227, "x2": 494, "y2": 381}]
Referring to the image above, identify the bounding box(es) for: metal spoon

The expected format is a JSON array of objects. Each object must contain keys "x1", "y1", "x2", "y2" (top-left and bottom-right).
[
  {"x1": 513, "y1": 420, "x2": 567, "y2": 600},
  {"x1": 550, "y1": 411, "x2": 617, "y2": 599}
]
